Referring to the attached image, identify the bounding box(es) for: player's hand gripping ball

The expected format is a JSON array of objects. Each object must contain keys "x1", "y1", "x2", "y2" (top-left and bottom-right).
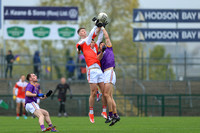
[{"x1": 97, "y1": 12, "x2": 108, "y2": 23}]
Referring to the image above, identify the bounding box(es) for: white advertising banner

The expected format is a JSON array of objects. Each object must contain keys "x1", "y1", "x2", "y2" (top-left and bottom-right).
[{"x1": 4, "y1": 24, "x2": 79, "y2": 40}]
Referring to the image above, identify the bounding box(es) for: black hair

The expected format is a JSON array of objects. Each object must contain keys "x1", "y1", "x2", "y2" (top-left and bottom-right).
[
  {"x1": 8, "y1": 50, "x2": 12, "y2": 53},
  {"x1": 26, "y1": 73, "x2": 32, "y2": 81},
  {"x1": 77, "y1": 27, "x2": 85, "y2": 34}
]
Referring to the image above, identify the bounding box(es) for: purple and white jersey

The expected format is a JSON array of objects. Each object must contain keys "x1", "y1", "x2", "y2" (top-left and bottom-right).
[
  {"x1": 25, "y1": 83, "x2": 39, "y2": 105},
  {"x1": 100, "y1": 46, "x2": 115, "y2": 72}
]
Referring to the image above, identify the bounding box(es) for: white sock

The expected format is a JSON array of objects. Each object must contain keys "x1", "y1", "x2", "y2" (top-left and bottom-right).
[
  {"x1": 90, "y1": 109, "x2": 94, "y2": 114},
  {"x1": 103, "y1": 108, "x2": 106, "y2": 112}
]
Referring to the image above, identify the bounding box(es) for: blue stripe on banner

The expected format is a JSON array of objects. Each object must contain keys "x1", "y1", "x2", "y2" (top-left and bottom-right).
[
  {"x1": 0, "y1": 0, "x2": 1, "y2": 29},
  {"x1": 133, "y1": 28, "x2": 200, "y2": 42},
  {"x1": 133, "y1": 9, "x2": 200, "y2": 23}
]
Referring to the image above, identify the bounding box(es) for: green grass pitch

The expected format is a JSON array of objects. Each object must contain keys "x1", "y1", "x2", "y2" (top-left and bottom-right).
[{"x1": 0, "y1": 116, "x2": 200, "y2": 133}]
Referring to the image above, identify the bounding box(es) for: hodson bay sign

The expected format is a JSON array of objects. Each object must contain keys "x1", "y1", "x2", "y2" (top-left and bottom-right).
[
  {"x1": 133, "y1": 9, "x2": 200, "y2": 22},
  {"x1": 133, "y1": 28, "x2": 200, "y2": 42},
  {"x1": 4, "y1": 24, "x2": 78, "y2": 40}
]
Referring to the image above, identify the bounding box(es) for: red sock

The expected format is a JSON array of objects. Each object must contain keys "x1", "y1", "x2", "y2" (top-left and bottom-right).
[
  {"x1": 23, "y1": 113, "x2": 26, "y2": 116},
  {"x1": 89, "y1": 107, "x2": 94, "y2": 114},
  {"x1": 103, "y1": 105, "x2": 106, "y2": 112},
  {"x1": 97, "y1": 93, "x2": 99, "y2": 98},
  {"x1": 17, "y1": 113, "x2": 20, "y2": 117}
]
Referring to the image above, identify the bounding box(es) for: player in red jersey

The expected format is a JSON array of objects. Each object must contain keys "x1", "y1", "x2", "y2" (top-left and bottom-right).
[
  {"x1": 76, "y1": 21, "x2": 107, "y2": 123},
  {"x1": 13, "y1": 75, "x2": 28, "y2": 119}
]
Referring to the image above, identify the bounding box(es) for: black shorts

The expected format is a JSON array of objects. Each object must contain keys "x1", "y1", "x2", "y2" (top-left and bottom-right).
[{"x1": 58, "y1": 98, "x2": 66, "y2": 102}]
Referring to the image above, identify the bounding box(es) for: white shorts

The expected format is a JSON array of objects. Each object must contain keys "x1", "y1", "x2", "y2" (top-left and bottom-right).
[
  {"x1": 104, "y1": 69, "x2": 116, "y2": 85},
  {"x1": 16, "y1": 97, "x2": 25, "y2": 103},
  {"x1": 37, "y1": 98, "x2": 40, "y2": 104},
  {"x1": 87, "y1": 68, "x2": 104, "y2": 83},
  {"x1": 25, "y1": 102, "x2": 40, "y2": 114}
]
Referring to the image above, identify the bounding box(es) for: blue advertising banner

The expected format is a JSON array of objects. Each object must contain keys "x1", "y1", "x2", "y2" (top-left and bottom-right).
[
  {"x1": 0, "y1": 0, "x2": 1, "y2": 29},
  {"x1": 133, "y1": 28, "x2": 200, "y2": 42},
  {"x1": 4, "y1": 6, "x2": 78, "y2": 21},
  {"x1": 133, "y1": 9, "x2": 200, "y2": 23}
]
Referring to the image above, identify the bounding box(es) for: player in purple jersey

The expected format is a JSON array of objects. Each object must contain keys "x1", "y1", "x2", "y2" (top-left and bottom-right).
[
  {"x1": 99, "y1": 27, "x2": 120, "y2": 126},
  {"x1": 25, "y1": 73, "x2": 57, "y2": 132}
]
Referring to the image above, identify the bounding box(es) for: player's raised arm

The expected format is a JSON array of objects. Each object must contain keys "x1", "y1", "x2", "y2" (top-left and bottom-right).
[
  {"x1": 51, "y1": 85, "x2": 58, "y2": 100},
  {"x1": 102, "y1": 27, "x2": 112, "y2": 46},
  {"x1": 86, "y1": 26, "x2": 98, "y2": 45},
  {"x1": 97, "y1": 45, "x2": 106, "y2": 60},
  {"x1": 26, "y1": 91, "x2": 37, "y2": 97},
  {"x1": 96, "y1": 30, "x2": 103, "y2": 47}
]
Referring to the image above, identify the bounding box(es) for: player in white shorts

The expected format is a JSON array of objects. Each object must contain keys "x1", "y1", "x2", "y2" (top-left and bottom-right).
[
  {"x1": 25, "y1": 73, "x2": 57, "y2": 132},
  {"x1": 99, "y1": 27, "x2": 120, "y2": 126},
  {"x1": 13, "y1": 75, "x2": 28, "y2": 119},
  {"x1": 76, "y1": 21, "x2": 107, "y2": 123}
]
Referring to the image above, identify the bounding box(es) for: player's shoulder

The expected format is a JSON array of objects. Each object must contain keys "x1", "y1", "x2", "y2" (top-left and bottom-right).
[
  {"x1": 65, "y1": 83, "x2": 70, "y2": 87},
  {"x1": 35, "y1": 83, "x2": 40, "y2": 86},
  {"x1": 57, "y1": 83, "x2": 62, "y2": 87},
  {"x1": 77, "y1": 38, "x2": 86, "y2": 45},
  {"x1": 16, "y1": 81, "x2": 20, "y2": 85},
  {"x1": 16, "y1": 81, "x2": 23, "y2": 86},
  {"x1": 106, "y1": 45, "x2": 113, "y2": 51},
  {"x1": 27, "y1": 83, "x2": 34, "y2": 88},
  {"x1": 24, "y1": 81, "x2": 28, "y2": 85},
  {"x1": 106, "y1": 45, "x2": 112, "y2": 48}
]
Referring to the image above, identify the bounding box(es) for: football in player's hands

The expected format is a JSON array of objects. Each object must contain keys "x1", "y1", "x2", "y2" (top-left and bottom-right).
[
  {"x1": 95, "y1": 19, "x2": 103, "y2": 27},
  {"x1": 103, "y1": 21, "x2": 108, "y2": 28}
]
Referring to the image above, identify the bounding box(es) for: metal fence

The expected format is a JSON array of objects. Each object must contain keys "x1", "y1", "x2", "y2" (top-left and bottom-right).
[
  {"x1": 1, "y1": 49, "x2": 200, "y2": 81},
  {"x1": 0, "y1": 94, "x2": 200, "y2": 116}
]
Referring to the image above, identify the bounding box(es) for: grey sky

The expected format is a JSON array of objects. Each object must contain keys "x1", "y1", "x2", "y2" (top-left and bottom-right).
[{"x1": 139, "y1": 0, "x2": 200, "y2": 8}]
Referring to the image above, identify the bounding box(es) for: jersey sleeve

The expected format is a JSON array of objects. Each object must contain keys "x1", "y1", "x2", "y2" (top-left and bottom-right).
[
  {"x1": 76, "y1": 43, "x2": 84, "y2": 52},
  {"x1": 38, "y1": 85, "x2": 40, "y2": 90},
  {"x1": 92, "y1": 32, "x2": 97, "y2": 39},
  {"x1": 86, "y1": 26, "x2": 98, "y2": 45},
  {"x1": 14, "y1": 83, "x2": 18, "y2": 89},
  {"x1": 26, "y1": 85, "x2": 33, "y2": 93},
  {"x1": 96, "y1": 30, "x2": 103, "y2": 46}
]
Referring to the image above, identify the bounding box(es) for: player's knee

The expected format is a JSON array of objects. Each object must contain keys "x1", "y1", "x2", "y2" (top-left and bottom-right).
[
  {"x1": 38, "y1": 114, "x2": 44, "y2": 119},
  {"x1": 45, "y1": 111, "x2": 50, "y2": 116},
  {"x1": 103, "y1": 92, "x2": 109, "y2": 98},
  {"x1": 43, "y1": 110, "x2": 49, "y2": 116},
  {"x1": 91, "y1": 91, "x2": 96, "y2": 97}
]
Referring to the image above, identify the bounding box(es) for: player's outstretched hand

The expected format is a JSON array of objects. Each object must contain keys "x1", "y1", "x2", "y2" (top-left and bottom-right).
[
  {"x1": 13, "y1": 95, "x2": 16, "y2": 100},
  {"x1": 95, "y1": 19, "x2": 103, "y2": 27},
  {"x1": 46, "y1": 90, "x2": 53, "y2": 97},
  {"x1": 103, "y1": 21, "x2": 108, "y2": 28},
  {"x1": 37, "y1": 93, "x2": 44, "y2": 97},
  {"x1": 92, "y1": 17, "x2": 97, "y2": 22},
  {"x1": 102, "y1": 45, "x2": 107, "y2": 52}
]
